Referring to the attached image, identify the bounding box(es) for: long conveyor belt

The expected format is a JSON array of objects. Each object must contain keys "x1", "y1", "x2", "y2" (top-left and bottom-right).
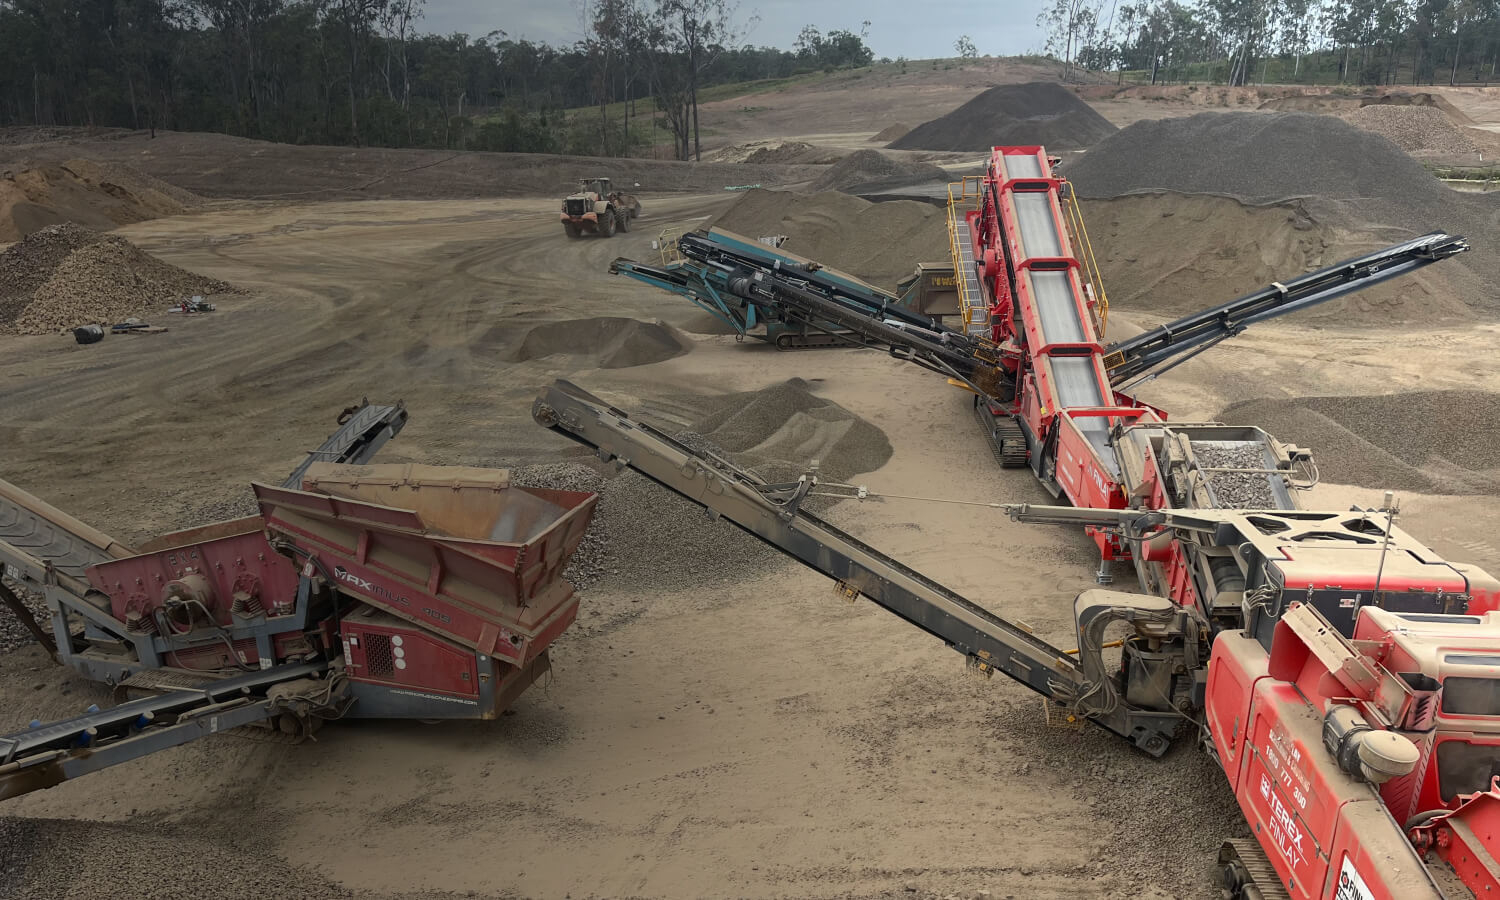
[
  {"x1": 0, "y1": 660, "x2": 327, "y2": 800},
  {"x1": 532, "y1": 380, "x2": 1185, "y2": 755}
]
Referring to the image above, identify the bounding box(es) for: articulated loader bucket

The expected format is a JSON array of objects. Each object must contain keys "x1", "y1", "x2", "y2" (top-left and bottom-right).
[{"x1": 253, "y1": 464, "x2": 598, "y2": 664}]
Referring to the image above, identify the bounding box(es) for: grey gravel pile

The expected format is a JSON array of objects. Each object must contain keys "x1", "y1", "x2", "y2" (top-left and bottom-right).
[
  {"x1": 0, "y1": 817, "x2": 361, "y2": 900},
  {"x1": 690, "y1": 378, "x2": 893, "y2": 483},
  {"x1": 1065, "y1": 110, "x2": 1500, "y2": 314},
  {"x1": 0, "y1": 223, "x2": 103, "y2": 326},
  {"x1": 0, "y1": 580, "x2": 48, "y2": 655},
  {"x1": 987, "y1": 701, "x2": 1245, "y2": 897},
  {"x1": 810, "y1": 150, "x2": 949, "y2": 193},
  {"x1": 889, "y1": 83, "x2": 1117, "y2": 152},
  {"x1": 1066, "y1": 112, "x2": 1448, "y2": 212},
  {"x1": 511, "y1": 462, "x2": 610, "y2": 588},
  {"x1": 0, "y1": 223, "x2": 237, "y2": 335},
  {"x1": 1345, "y1": 104, "x2": 1477, "y2": 155},
  {"x1": 1220, "y1": 390, "x2": 1500, "y2": 495},
  {"x1": 1195, "y1": 444, "x2": 1279, "y2": 509}
]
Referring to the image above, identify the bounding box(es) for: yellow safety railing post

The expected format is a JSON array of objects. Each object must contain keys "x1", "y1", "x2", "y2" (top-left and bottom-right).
[{"x1": 1060, "y1": 183, "x2": 1110, "y2": 338}]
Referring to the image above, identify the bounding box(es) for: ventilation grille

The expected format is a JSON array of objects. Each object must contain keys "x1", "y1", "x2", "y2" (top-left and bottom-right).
[{"x1": 364, "y1": 633, "x2": 394, "y2": 678}]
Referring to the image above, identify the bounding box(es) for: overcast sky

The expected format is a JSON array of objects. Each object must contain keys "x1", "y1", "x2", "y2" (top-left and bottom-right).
[{"x1": 418, "y1": 1, "x2": 1046, "y2": 60}]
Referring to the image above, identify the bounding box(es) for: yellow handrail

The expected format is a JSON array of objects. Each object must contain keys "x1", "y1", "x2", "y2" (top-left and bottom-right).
[
  {"x1": 1059, "y1": 183, "x2": 1110, "y2": 338},
  {"x1": 946, "y1": 178, "x2": 985, "y2": 331}
]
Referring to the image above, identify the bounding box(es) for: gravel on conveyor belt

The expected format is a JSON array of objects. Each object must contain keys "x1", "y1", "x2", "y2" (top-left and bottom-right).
[{"x1": 1194, "y1": 443, "x2": 1280, "y2": 509}]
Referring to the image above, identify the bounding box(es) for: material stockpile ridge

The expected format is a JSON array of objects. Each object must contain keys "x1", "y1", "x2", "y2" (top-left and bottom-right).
[
  {"x1": 1344, "y1": 105, "x2": 1477, "y2": 155},
  {"x1": 889, "y1": 82, "x2": 1117, "y2": 152},
  {"x1": 1066, "y1": 111, "x2": 1446, "y2": 211},
  {"x1": 1219, "y1": 390, "x2": 1500, "y2": 495},
  {"x1": 870, "y1": 122, "x2": 913, "y2": 142},
  {"x1": 713, "y1": 189, "x2": 948, "y2": 288},
  {"x1": 810, "y1": 150, "x2": 950, "y2": 193},
  {"x1": 0, "y1": 223, "x2": 236, "y2": 335},
  {"x1": 1068, "y1": 111, "x2": 1500, "y2": 318},
  {"x1": 0, "y1": 158, "x2": 200, "y2": 242}
]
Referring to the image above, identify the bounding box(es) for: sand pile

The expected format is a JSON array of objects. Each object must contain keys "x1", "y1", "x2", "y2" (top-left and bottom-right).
[
  {"x1": 1344, "y1": 104, "x2": 1476, "y2": 155},
  {"x1": 713, "y1": 189, "x2": 948, "y2": 288},
  {"x1": 0, "y1": 159, "x2": 198, "y2": 242},
  {"x1": 507, "y1": 317, "x2": 689, "y2": 369},
  {"x1": 1084, "y1": 192, "x2": 1479, "y2": 324},
  {"x1": 0, "y1": 223, "x2": 235, "y2": 335},
  {"x1": 706, "y1": 140, "x2": 838, "y2": 165},
  {"x1": 1219, "y1": 390, "x2": 1500, "y2": 494},
  {"x1": 889, "y1": 82, "x2": 1117, "y2": 152},
  {"x1": 810, "y1": 150, "x2": 949, "y2": 193},
  {"x1": 870, "y1": 122, "x2": 913, "y2": 142}
]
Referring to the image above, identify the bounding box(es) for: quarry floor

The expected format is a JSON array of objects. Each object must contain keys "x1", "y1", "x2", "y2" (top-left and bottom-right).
[{"x1": 0, "y1": 188, "x2": 1498, "y2": 899}]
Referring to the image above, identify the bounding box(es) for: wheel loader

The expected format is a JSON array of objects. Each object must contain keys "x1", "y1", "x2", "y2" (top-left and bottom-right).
[{"x1": 560, "y1": 177, "x2": 641, "y2": 238}]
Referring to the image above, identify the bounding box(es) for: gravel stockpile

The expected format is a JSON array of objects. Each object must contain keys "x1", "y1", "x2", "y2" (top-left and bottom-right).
[
  {"x1": 1066, "y1": 112, "x2": 1446, "y2": 211},
  {"x1": 1219, "y1": 390, "x2": 1500, "y2": 495},
  {"x1": 1345, "y1": 104, "x2": 1477, "y2": 155},
  {"x1": 511, "y1": 462, "x2": 610, "y2": 589},
  {"x1": 0, "y1": 581, "x2": 48, "y2": 655},
  {"x1": 0, "y1": 223, "x2": 102, "y2": 326},
  {"x1": 869, "y1": 122, "x2": 913, "y2": 142},
  {"x1": 713, "y1": 189, "x2": 948, "y2": 288},
  {"x1": 512, "y1": 380, "x2": 891, "y2": 596},
  {"x1": 987, "y1": 699, "x2": 1246, "y2": 897},
  {"x1": 1194, "y1": 443, "x2": 1279, "y2": 508},
  {"x1": 506, "y1": 316, "x2": 689, "y2": 369},
  {"x1": 810, "y1": 150, "x2": 949, "y2": 193},
  {"x1": 690, "y1": 378, "x2": 892, "y2": 483},
  {"x1": 889, "y1": 83, "x2": 1117, "y2": 152},
  {"x1": 0, "y1": 817, "x2": 362, "y2": 900},
  {"x1": 0, "y1": 224, "x2": 236, "y2": 335},
  {"x1": 1067, "y1": 111, "x2": 1500, "y2": 317}
]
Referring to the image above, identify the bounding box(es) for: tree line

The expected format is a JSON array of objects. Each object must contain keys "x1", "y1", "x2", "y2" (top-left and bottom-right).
[
  {"x1": 0, "y1": 0, "x2": 873, "y2": 157},
  {"x1": 1039, "y1": 0, "x2": 1500, "y2": 86}
]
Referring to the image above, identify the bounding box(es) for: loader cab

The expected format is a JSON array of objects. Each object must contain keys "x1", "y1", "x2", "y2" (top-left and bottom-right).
[{"x1": 582, "y1": 177, "x2": 612, "y2": 198}]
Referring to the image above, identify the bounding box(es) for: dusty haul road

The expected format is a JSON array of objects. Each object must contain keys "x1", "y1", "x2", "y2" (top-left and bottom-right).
[{"x1": 2, "y1": 192, "x2": 1499, "y2": 900}]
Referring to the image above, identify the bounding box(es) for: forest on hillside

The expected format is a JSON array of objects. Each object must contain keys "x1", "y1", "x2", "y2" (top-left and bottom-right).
[
  {"x1": 1039, "y1": 0, "x2": 1500, "y2": 86},
  {"x1": 0, "y1": 0, "x2": 872, "y2": 157}
]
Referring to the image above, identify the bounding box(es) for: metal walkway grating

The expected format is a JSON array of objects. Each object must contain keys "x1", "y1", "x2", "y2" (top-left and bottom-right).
[{"x1": 948, "y1": 213, "x2": 988, "y2": 336}]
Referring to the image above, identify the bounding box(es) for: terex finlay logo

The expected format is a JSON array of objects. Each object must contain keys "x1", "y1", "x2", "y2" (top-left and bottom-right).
[{"x1": 333, "y1": 565, "x2": 411, "y2": 609}]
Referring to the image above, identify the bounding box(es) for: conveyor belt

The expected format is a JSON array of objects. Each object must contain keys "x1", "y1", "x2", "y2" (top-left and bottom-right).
[
  {"x1": 1012, "y1": 193, "x2": 1064, "y2": 259},
  {"x1": 1030, "y1": 270, "x2": 1087, "y2": 344},
  {"x1": 0, "y1": 480, "x2": 130, "y2": 585}
]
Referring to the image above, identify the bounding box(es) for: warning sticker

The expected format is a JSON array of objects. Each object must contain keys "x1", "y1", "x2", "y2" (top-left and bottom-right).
[{"x1": 1334, "y1": 855, "x2": 1374, "y2": 900}]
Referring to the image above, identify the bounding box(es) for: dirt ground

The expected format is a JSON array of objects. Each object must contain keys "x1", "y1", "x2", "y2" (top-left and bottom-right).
[{"x1": 4, "y1": 73, "x2": 1500, "y2": 900}]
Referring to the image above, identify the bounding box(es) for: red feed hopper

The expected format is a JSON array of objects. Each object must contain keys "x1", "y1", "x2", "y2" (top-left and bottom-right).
[{"x1": 253, "y1": 463, "x2": 598, "y2": 667}]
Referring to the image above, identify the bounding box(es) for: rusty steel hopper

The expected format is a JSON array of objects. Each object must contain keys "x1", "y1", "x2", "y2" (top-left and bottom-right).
[{"x1": 253, "y1": 463, "x2": 598, "y2": 668}]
